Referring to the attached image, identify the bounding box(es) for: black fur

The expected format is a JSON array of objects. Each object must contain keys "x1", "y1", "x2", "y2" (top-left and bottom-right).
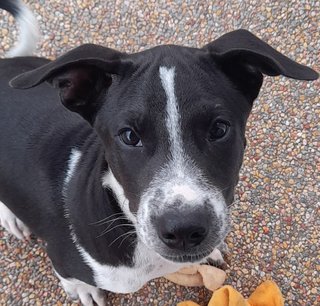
[
  {"x1": 0, "y1": 30, "x2": 318, "y2": 287},
  {"x1": 0, "y1": 0, "x2": 21, "y2": 17},
  {"x1": 0, "y1": 58, "x2": 136, "y2": 285}
]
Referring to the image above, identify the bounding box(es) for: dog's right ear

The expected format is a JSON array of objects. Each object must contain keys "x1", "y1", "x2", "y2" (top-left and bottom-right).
[
  {"x1": 202, "y1": 29, "x2": 318, "y2": 101},
  {"x1": 10, "y1": 44, "x2": 132, "y2": 123}
]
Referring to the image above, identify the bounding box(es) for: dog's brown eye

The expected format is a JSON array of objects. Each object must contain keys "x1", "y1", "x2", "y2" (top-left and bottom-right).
[
  {"x1": 208, "y1": 120, "x2": 230, "y2": 141},
  {"x1": 119, "y1": 129, "x2": 142, "y2": 147}
]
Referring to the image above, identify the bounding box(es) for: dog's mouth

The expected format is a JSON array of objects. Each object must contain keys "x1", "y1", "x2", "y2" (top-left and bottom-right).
[{"x1": 159, "y1": 248, "x2": 215, "y2": 263}]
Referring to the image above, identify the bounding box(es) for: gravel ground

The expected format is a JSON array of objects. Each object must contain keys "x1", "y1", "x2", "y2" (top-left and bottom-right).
[{"x1": 0, "y1": 0, "x2": 319, "y2": 305}]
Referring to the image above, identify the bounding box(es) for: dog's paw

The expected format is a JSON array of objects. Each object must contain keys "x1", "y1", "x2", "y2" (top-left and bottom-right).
[
  {"x1": 0, "y1": 201, "x2": 31, "y2": 240},
  {"x1": 56, "y1": 272, "x2": 106, "y2": 306}
]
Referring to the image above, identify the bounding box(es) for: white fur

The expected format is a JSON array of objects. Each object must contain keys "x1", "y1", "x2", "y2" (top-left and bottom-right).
[
  {"x1": 102, "y1": 168, "x2": 136, "y2": 223},
  {"x1": 0, "y1": 201, "x2": 30, "y2": 239},
  {"x1": 159, "y1": 66, "x2": 201, "y2": 200},
  {"x1": 208, "y1": 248, "x2": 224, "y2": 263},
  {"x1": 6, "y1": 0, "x2": 40, "y2": 57},
  {"x1": 171, "y1": 184, "x2": 199, "y2": 202},
  {"x1": 62, "y1": 148, "x2": 82, "y2": 220},
  {"x1": 70, "y1": 233, "x2": 186, "y2": 293},
  {"x1": 70, "y1": 225, "x2": 223, "y2": 294},
  {"x1": 54, "y1": 269, "x2": 106, "y2": 306},
  {"x1": 159, "y1": 66, "x2": 184, "y2": 163},
  {"x1": 64, "y1": 148, "x2": 82, "y2": 187}
]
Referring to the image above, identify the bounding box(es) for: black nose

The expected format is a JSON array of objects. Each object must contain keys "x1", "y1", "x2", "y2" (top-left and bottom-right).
[{"x1": 155, "y1": 210, "x2": 210, "y2": 250}]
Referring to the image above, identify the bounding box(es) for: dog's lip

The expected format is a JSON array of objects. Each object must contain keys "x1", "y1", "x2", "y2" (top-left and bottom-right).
[{"x1": 159, "y1": 248, "x2": 214, "y2": 263}]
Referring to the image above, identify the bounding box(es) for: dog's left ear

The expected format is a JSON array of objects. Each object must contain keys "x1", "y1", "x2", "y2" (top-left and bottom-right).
[
  {"x1": 203, "y1": 29, "x2": 318, "y2": 101},
  {"x1": 10, "y1": 44, "x2": 132, "y2": 123}
]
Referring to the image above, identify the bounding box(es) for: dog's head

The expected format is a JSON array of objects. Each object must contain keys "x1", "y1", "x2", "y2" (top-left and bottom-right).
[{"x1": 11, "y1": 30, "x2": 318, "y2": 263}]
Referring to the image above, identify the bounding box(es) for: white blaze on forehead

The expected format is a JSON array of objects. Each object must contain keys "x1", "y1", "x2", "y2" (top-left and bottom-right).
[
  {"x1": 159, "y1": 66, "x2": 200, "y2": 201},
  {"x1": 159, "y1": 66, "x2": 184, "y2": 164}
]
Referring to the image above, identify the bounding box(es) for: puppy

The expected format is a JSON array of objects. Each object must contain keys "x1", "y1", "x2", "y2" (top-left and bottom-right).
[{"x1": 0, "y1": 1, "x2": 318, "y2": 305}]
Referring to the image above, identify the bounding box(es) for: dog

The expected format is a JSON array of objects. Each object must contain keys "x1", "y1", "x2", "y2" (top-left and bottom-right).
[{"x1": 0, "y1": 1, "x2": 318, "y2": 305}]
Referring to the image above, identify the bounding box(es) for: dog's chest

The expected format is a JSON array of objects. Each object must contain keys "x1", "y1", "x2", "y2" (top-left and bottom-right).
[{"x1": 78, "y1": 240, "x2": 185, "y2": 293}]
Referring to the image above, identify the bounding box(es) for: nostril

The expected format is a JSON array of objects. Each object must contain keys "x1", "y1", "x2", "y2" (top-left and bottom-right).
[
  {"x1": 157, "y1": 223, "x2": 209, "y2": 250},
  {"x1": 159, "y1": 225, "x2": 208, "y2": 249},
  {"x1": 190, "y1": 228, "x2": 206, "y2": 240},
  {"x1": 188, "y1": 226, "x2": 208, "y2": 244},
  {"x1": 162, "y1": 233, "x2": 176, "y2": 240}
]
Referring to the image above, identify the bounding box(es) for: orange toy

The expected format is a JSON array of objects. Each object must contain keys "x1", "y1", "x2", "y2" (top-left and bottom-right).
[{"x1": 177, "y1": 280, "x2": 284, "y2": 306}]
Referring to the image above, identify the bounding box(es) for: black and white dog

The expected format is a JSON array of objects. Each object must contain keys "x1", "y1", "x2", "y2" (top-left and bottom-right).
[{"x1": 0, "y1": 1, "x2": 318, "y2": 305}]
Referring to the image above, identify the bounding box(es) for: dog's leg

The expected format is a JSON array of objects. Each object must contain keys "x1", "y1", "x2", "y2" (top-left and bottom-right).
[
  {"x1": 0, "y1": 201, "x2": 31, "y2": 239},
  {"x1": 54, "y1": 270, "x2": 107, "y2": 306}
]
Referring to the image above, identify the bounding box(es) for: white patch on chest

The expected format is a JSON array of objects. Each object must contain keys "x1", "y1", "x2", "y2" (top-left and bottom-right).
[{"x1": 71, "y1": 232, "x2": 185, "y2": 293}]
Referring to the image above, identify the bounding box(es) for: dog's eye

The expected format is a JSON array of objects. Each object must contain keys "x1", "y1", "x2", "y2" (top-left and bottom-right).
[
  {"x1": 119, "y1": 129, "x2": 142, "y2": 147},
  {"x1": 208, "y1": 120, "x2": 230, "y2": 141}
]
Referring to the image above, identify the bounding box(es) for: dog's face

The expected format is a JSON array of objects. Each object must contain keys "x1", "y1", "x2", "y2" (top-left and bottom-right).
[
  {"x1": 10, "y1": 30, "x2": 318, "y2": 262},
  {"x1": 95, "y1": 47, "x2": 249, "y2": 261}
]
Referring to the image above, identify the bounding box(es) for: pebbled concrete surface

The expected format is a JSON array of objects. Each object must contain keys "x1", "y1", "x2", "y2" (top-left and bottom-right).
[{"x1": 0, "y1": 0, "x2": 319, "y2": 305}]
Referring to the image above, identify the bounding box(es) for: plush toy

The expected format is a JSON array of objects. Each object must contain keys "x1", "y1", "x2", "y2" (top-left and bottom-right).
[
  {"x1": 165, "y1": 266, "x2": 284, "y2": 306},
  {"x1": 165, "y1": 264, "x2": 227, "y2": 291}
]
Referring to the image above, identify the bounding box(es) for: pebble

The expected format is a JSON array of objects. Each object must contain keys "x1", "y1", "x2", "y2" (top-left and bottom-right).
[{"x1": 0, "y1": 0, "x2": 319, "y2": 305}]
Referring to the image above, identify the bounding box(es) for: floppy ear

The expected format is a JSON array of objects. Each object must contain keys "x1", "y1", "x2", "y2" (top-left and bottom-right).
[
  {"x1": 203, "y1": 29, "x2": 318, "y2": 101},
  {"x1": 10, "y1": 44, "x2": 131, "y2": 123}
]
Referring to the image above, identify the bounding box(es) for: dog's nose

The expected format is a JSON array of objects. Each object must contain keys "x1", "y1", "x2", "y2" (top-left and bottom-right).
[{"x1": 155, "y1": 211, "x2": 210, "y2": 250}]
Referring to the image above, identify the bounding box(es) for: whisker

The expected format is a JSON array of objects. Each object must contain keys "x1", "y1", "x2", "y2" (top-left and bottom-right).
[
  {"x1": 108, "y1": 230, "x2": 136, "y2": 248},
  {"x1": 93, "y1": 215, "x2": 132, "y2": 234},
  {"x1": 97, "y1": 223, "x2": 135, "y2": 238},
  {"x1": 90, "y1": 212, "x2": 125, "y2": 225},
  {"x1": 128, "y1": 235, "x2": 138, "y2": 248},
  {"x1": 119, "y1": 232, "x2": 137, "y2": 248},
  {"x1": 93, "y1": 217, "x2": 131, "y2": 227},
  {"x1": 99, "y1": 218, "x2": 125, "y2": 233}
]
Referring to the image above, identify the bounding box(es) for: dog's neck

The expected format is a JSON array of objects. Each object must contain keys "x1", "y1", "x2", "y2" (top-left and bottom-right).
[{"x1": 64, "y1": 132, "x2": 137, "y2": 266}]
